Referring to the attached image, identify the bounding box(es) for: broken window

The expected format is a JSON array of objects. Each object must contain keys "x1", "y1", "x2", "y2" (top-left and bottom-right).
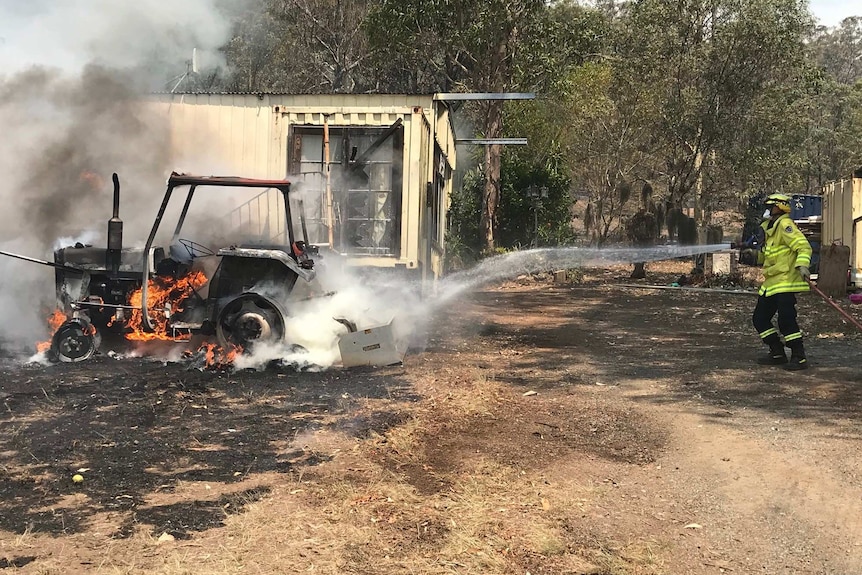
[{"x1": 289, "y1": 122, "x2": 404, "y2": 257}]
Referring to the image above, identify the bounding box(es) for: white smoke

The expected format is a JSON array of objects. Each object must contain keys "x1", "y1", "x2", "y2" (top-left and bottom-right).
[
  {"x1": 226, "y1": 253, "x2": 424, "y2": 371},
  {"x1": 0, "y1": 0, "x2": 442, "y2": 369},
  {"x1": 0, "y1": 0, "x2": 241, "y2": 352},
  {"x1": 0, "y1": 0, "x2": 232, "y2": 77}
]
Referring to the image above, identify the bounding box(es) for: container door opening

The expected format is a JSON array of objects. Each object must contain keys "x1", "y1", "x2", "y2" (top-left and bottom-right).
[{"x1": 288, "y1": 123, "x2": 404, "y2": 258}]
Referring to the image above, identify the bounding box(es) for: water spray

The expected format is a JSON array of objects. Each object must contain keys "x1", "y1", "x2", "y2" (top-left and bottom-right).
[{"x1": 436, "y1": 244, "x2": 731, "y2": 303}]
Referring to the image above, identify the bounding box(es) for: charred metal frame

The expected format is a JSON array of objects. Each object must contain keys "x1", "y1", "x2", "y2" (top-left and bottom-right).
[
  {"x1": 140, "y1": 173, "x2": 298, "y2": 332},
  {"x1": 288, "y1": 121, "x2": 405, "y2": 257},
  {"x1": 346, "y1": 118, "x2": 404, "y2": 179}
]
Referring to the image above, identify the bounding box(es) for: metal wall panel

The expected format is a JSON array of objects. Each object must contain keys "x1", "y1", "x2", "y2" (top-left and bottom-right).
[
  {"x1": 821, "y1": 177, "x2": 862, "y2": 283},
  {"x1": 146, "y1": 93, "x2": 456, "y2": 279},
  {"x1": 150, "y1": 94, "x2": 277, "y2": 178}
]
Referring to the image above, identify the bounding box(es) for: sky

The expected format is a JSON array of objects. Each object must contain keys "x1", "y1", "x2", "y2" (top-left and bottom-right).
[
  {"x1": 0, "y1": 0, "x2": 232, "y2": 75},
  {"x1": 809, "y1": 0, "x2": 857, "y2": 26}
]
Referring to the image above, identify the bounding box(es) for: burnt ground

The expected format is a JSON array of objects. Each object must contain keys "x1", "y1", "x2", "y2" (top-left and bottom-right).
[
  {"x1": 0, "y1": 359, "x2": 416, "y2": 538},
  {"x1": 1, "y1": 261, "x2": 862, "y2": 574}
]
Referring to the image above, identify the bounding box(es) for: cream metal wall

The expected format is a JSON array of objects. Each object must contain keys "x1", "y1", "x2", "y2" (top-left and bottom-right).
[
  {"x1": 822, "y1": 174, "x2": 862, "y2": 283},
  {"x1": 148, "y1": 94, "x2": 279, "y2": 177},
  {"x1": 147, "y1": 93, "x2": 456, "y2": 279},
  {"x1": 431, "y1": 104, "x2": 456, "y2": 279},
  {"x1": 417, "y1": 112, "x2": 433, "y2": 278}
]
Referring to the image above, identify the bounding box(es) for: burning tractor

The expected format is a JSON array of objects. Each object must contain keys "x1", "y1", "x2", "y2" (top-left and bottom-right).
[{"x1": 0, "y1": 172, "x2": 404, "y2": 367}]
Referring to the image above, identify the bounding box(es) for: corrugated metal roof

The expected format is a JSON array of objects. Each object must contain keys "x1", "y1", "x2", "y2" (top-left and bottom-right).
[
  {"x1": 151, "y1": 91, "x2": 268, "y2": 95},
  {"x1": 149, "y1": 91, "x2": 435, "y2": 96}
]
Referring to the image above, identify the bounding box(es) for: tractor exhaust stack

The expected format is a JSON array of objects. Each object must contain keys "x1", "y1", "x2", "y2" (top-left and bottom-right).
[{"x1": 106, "y1": 172, "x2": 123, "y2": 275}]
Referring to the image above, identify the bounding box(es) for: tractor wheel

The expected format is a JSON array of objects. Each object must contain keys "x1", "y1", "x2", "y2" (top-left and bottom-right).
[
  {"x1": 51, "y1": 318, "x2": 101, "y2": 363},
  {"x1": 216, "y1": 294, "x2": 285, "y2": 350}
]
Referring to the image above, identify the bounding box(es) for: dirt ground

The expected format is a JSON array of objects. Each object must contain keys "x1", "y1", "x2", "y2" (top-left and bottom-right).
[{"x1": 1, "y1": 260, "x2": 862, "y2": 574}]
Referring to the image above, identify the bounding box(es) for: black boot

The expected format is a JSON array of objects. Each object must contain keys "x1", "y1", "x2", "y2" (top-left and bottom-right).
[
  {"x1": 757, "y1": 335, "x2": 787, "y2": 365},
  {"x1": 784, "y1": 340, "x2": 809, "y2": 371}
]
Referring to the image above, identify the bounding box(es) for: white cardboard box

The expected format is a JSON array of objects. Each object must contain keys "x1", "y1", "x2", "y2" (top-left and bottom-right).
[
  {"x1": 707, "y1": 250, "x2": 738, "y2": 275},
  {"x1": 338, "y1": 321, "x2": 406, "y2": 367}
]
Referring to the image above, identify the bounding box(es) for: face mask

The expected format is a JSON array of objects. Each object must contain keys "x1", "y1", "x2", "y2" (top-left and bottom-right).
[{"x1": 762, "y1": 209, "x2": 772, "y2": 220}]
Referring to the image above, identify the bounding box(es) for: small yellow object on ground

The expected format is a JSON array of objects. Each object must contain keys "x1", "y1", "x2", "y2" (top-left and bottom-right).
[{"x1": 72, "y1": 474, "x2": 84, "y2": 483}]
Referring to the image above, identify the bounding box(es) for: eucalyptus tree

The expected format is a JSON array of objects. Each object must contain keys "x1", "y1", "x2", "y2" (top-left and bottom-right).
[
  {"x1": 721, "y1": 16, "x2": 862, "y2": 194},
  {"x1": 810, "y1": 17, "x2": 862, "y2": 85},
  {"x1": 221, "y1": 0, "x2": 287, "y2": 92},
  {"x1": 614, "y1": 0, "x2": 812, "y2": 223},
  {"x1": 367, "y1": 0, "x2": 602, "y2": 254},
  {"x1": 507, "y1": 6, "x2": 657, "y2": 246},
  {"x1": 223, "y1": 0, "x2": 377, "y2": 93},
  {"x1": 273, "y1": 0, "x2": 377, "y2": 92},
  {"x1": 531, "y1": 61, "x2": 657, "y2": 245},
  {"x1": 801, "y1": 17, "x2": 862, "y2": 185}
]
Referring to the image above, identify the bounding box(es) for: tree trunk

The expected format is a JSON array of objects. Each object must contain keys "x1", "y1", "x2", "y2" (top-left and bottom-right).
[
  {"x1": 693, "y1": 148, "x2": 705, "y2": 226},
  {"x1": 480, "y1": 99, "x2": 504, "y2": 255}
]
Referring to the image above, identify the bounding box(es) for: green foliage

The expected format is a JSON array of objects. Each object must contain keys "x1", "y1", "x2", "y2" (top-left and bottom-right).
[
  {"x1": 367, "y1": 0, "x2": 603, "y2": 254},
  {"x1": 366, "y1": 0, "x2": 547, "y2": 92},
  {"x1": 810, "y1": 17, "x2": 862, "y2": 85},
  {"x1": 515, "y1": 1, "x2": 609, "y2": 96},
  {"x1": 533, "y1": 59, "x2": 651, "y2": 245},
  {"x1": 447, "y1": 151, "x2": 574, "y2": 257},
  {"x1": 497, "y1": 151, "x2": 574, "y2": 248},
  {"x1": 446, "y1": 168, "x2": 483, "y2": 266},
  {"x1": 222, "y1": 0, "x2": 377, "y2": 93},
  {"x1": 602, "y1": 0, "x2": 816, "y2": 220},
  {"x1": 212, "y1": 0, "x2": 861, "y2": 260}
]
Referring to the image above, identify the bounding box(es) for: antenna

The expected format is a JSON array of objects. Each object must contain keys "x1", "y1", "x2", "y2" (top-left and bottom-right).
[{"x1": 166, "y1": 48, "x2": 200, "y2": 93}]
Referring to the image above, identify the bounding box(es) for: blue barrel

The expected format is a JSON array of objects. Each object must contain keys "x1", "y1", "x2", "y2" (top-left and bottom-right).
[{"x1": 791, "y1": 195, "x2": 822, "y2": 220}]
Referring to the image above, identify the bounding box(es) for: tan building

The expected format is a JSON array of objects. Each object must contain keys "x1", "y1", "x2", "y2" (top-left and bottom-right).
[
  {"x1": 821, "y1": 167, "x2": 862, "y2": 284},
  {"x1": 146, "y1": 93, "x2": 457, "y2": 281}
]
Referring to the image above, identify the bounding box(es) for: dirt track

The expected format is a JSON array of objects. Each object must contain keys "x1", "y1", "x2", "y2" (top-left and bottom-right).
[{"x1": 1, "y1": 263, "x2": 861, "y2": 574}]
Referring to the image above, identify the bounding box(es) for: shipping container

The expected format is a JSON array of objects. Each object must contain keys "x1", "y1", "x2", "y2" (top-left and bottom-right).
[
  {"x1": 145, "y1": 93, "x2": 457, "y2": 282},
  {"x1": 821, "y1": 168, "x2": 862, "y2": 284}
]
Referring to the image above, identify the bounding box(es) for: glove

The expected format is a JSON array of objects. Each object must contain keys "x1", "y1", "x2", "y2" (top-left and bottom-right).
[
  {"x1": 797, "y1": 266, "x2": 811, "y2": 281},
  {"x1": 739, "y1": 249, "x2": 757, "y2": 266}
]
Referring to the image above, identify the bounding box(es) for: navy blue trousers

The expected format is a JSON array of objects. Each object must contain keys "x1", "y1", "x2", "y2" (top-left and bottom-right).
[{"x1": 752, "y1": 293, "x2": 802, "y2": 344}]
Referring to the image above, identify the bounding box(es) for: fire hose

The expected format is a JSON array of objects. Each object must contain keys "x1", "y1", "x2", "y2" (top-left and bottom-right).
[{"x1": 807, "y1": 279, "x2": 862, "y2": 333}]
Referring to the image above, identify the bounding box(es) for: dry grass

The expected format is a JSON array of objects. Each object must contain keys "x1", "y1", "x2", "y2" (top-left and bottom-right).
[
  {"x1": 0, "y1": 382, "x2": 670, "y2": 575},
  {"x1": 586, "y1": 539, "x2": 666, "y2": 575},
  {"x1": 67, "y1": 370, "x2": 632, "y2": 575},
  {"x1": 0, "y1": 463, "x2": 659, "y2": 574},
  {"x1": 0, "y1": 312, "x2": 672, "y2": 575},
  {"x1": 7, "y1": 260, "x2": 859, "y2": 574}
]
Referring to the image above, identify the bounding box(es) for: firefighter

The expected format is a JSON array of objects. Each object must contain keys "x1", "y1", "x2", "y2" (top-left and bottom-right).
[{"x1": 750, "y1": 193, "x2": 812, "y2": 370}]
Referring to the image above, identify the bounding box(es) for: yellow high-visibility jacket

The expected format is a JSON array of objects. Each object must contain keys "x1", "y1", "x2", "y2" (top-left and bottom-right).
[{"x1": 757, "y1": 213, "x2": 812, "y2": 296}]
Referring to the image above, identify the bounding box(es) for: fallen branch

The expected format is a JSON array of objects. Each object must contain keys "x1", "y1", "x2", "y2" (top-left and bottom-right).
[{"x1": 534, "y1": 421, "x2": 560, "y2": 429}]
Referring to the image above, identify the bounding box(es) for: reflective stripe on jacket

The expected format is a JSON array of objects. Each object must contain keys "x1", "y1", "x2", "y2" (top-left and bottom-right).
[{"x1": 756, "y1": 214, "x2": 812, "y2": 296}]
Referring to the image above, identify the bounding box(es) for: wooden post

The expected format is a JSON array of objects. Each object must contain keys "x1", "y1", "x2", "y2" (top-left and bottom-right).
[{"x1": 323, "y1": 115, "x2": 335, "y2": 247}]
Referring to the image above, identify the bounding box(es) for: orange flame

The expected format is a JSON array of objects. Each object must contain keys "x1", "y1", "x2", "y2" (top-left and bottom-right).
[
  {"x1": 125, "y1": 271, "x2": 208, "y2": 341},
  {"x1": 79, "y1": 170, "x2": 105, "y2": 190},
  {"x1": 35, "y1": 310, "x2": 69, "y2": 353},
  {"x1": 196, "y1": 342, "x2": 243, "y2": 369}
]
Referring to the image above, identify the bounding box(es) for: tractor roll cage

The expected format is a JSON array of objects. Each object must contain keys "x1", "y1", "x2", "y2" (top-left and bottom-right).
[{"x1": 140, "y1": 172, "x2": 297, "y2": 332}]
